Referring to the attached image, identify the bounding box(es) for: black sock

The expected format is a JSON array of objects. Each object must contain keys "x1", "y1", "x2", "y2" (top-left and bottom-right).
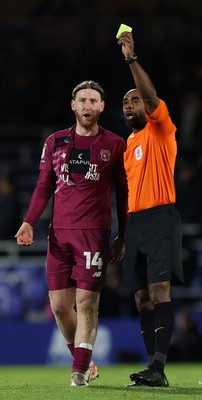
[
  {"x1": 139, "y1": 310, "x2": 155, "y2": 365},
  {"x1": 151, "y1": 302, "x2": 174, "y2": 373}
]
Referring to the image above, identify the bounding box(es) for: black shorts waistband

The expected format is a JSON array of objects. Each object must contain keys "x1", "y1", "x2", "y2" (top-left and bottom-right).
[{"x1": 130, "y1": 203, "x2": 175, "y2": 217}]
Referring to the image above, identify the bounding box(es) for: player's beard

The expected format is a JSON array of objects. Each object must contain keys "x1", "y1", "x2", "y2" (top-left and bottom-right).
[{"x1": 75, "y1": 110, "x2": 100, "y2": 128}]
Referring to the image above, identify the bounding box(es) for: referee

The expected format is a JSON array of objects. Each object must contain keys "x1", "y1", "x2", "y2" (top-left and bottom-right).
[{"x1": 118, "y1": 30, "x2": 184, "y2": 387}]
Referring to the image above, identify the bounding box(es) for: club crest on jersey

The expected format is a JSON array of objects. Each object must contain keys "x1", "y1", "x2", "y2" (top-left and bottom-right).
[
  {"x1": 134, "y1": 146, "x2": 142, "y2": 161},
  {"x1": 100, "y1": 149, "x2": 111, "y2": 162}
]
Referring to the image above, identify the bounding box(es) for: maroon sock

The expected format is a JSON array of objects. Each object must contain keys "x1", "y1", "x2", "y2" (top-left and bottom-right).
[
  {"x1": 72, "y1": 347, "x2": 92, "y2": 374},
  {"x1": 67, "y1": 342, "x2": 74, "y2": 357}
]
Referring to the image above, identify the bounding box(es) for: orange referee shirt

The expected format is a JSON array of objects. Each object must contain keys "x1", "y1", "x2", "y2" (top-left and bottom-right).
[{"x1": 124, "y1": 99, "x2": 177, "y2": 213}]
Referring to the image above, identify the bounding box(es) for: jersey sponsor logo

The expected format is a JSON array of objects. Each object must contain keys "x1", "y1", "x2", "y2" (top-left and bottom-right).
[
  {"x1": 55, "y1": 149, "x2": 100, "y2": 185},
  {"x1": 58, "y1": 163, "x2": 75, "y2": 186},
  {"x1": 69, "y1": 148, "x2": 90, "y2": 174},
  {"x1": 100, "y1": 149, "x2": 111, "y2": 162},
  {"x1": 85, "y1": 164, "x2": 100, "y2": 181},
  {"x1": 57, "y1": 173, "x2": 75, "y2": 185},
  {"x1": 134, "y1": 145, "x2": 142, "y2": 161},
  {"x1": 60, "y1": 163, "x2": 69, "y2": 172}
]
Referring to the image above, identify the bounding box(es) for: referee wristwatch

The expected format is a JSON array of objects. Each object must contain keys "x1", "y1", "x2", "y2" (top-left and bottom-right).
[{"x1": 125, "y1": 55, "x2": 138, "y2": 64}]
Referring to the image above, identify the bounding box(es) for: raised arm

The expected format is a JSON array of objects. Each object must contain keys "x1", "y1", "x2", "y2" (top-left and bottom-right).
[{"x1": 118, "y1": 31, "x2": 159, "y2": 114}]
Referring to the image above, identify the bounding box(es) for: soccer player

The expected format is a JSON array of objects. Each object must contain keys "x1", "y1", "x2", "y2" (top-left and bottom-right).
[
  {"x1": 15, "y1": 80, "x2": 128, "y2": 386},
  {"x1": 117, "y1": 31, "x2": 184, "y2": 387}
]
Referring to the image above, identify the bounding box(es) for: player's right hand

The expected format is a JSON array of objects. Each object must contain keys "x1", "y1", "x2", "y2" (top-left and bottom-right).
[{"x1": 15, "y1": 222, "x2": 34, "y2": 246}]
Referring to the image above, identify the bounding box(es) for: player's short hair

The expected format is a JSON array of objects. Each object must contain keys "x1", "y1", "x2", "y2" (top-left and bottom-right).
[{"x1": 72, "y1": 80, "x2": 104, "y2": 100}]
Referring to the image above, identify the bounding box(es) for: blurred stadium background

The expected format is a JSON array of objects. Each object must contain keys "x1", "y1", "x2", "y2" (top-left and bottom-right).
[{"x1": 0, "y1": 0, "x2": 202, "y2": 365}]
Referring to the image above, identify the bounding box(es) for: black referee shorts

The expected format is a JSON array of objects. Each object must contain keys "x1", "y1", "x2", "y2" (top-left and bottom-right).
[{"x1": 123, "y1": 204, "x2": 184, "y2": 292}]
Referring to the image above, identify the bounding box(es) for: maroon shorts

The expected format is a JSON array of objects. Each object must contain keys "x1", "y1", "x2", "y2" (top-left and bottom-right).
[{"x1": 46, "y1": 228, "x2": 110, "y2": 292}]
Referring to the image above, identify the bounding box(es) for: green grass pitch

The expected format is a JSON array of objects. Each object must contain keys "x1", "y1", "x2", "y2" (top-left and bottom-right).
[{"x1": 0, "y1": 364, "x2": 202, "y2": 400}]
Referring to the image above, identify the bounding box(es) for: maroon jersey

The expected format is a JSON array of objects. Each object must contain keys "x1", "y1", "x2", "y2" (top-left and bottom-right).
[{"x1": 24, "y1": 125, "x2": 128, "y2": 234}]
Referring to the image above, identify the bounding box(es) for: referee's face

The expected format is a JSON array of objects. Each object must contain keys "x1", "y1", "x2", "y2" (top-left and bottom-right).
[{"x1": 123, "y1": 89, "x2": 147, "y2": 131}]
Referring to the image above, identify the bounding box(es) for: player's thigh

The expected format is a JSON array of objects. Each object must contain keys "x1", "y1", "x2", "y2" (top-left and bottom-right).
[{"x1": 46, "y1": 228, "x2": 75, "y2": 290}]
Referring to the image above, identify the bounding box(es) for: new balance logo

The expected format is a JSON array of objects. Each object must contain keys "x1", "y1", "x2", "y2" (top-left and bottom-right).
[{"x1": 92, "y1": 271, "x2": 102, "y2": 278}]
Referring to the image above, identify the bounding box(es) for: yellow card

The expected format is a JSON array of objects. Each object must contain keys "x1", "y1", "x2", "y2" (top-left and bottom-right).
[{"x1": 116, "y1": 23, "x2": 132, "y2": 39}]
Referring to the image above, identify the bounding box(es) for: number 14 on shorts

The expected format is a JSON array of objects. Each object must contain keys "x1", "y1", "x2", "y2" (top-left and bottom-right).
[{"x1": 83, "y1": 251, "x2": 103, "y2": 277}]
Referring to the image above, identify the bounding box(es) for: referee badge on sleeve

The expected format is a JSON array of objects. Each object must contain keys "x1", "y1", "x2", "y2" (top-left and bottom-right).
[{"x1": 135, "y1": 145, "x2": 142, "y2": 161}]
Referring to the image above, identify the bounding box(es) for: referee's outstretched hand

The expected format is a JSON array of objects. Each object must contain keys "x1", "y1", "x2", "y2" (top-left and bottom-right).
[{"x1": 118, "y1": 31, "x2": 135, "y2": 60}]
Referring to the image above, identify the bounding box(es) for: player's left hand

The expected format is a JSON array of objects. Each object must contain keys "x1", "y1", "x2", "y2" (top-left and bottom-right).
[{"x1": 110, "y1": 235, "x2": 125, "y2": 263}]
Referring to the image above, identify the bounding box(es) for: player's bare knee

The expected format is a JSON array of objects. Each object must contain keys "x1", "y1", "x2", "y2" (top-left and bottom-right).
[
  {"x1": 76, "y1": 290, "x2": 100, "y2": 311},
  {"x1": 49, "y1": 297, "x2": 69, "y2": 318}
]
